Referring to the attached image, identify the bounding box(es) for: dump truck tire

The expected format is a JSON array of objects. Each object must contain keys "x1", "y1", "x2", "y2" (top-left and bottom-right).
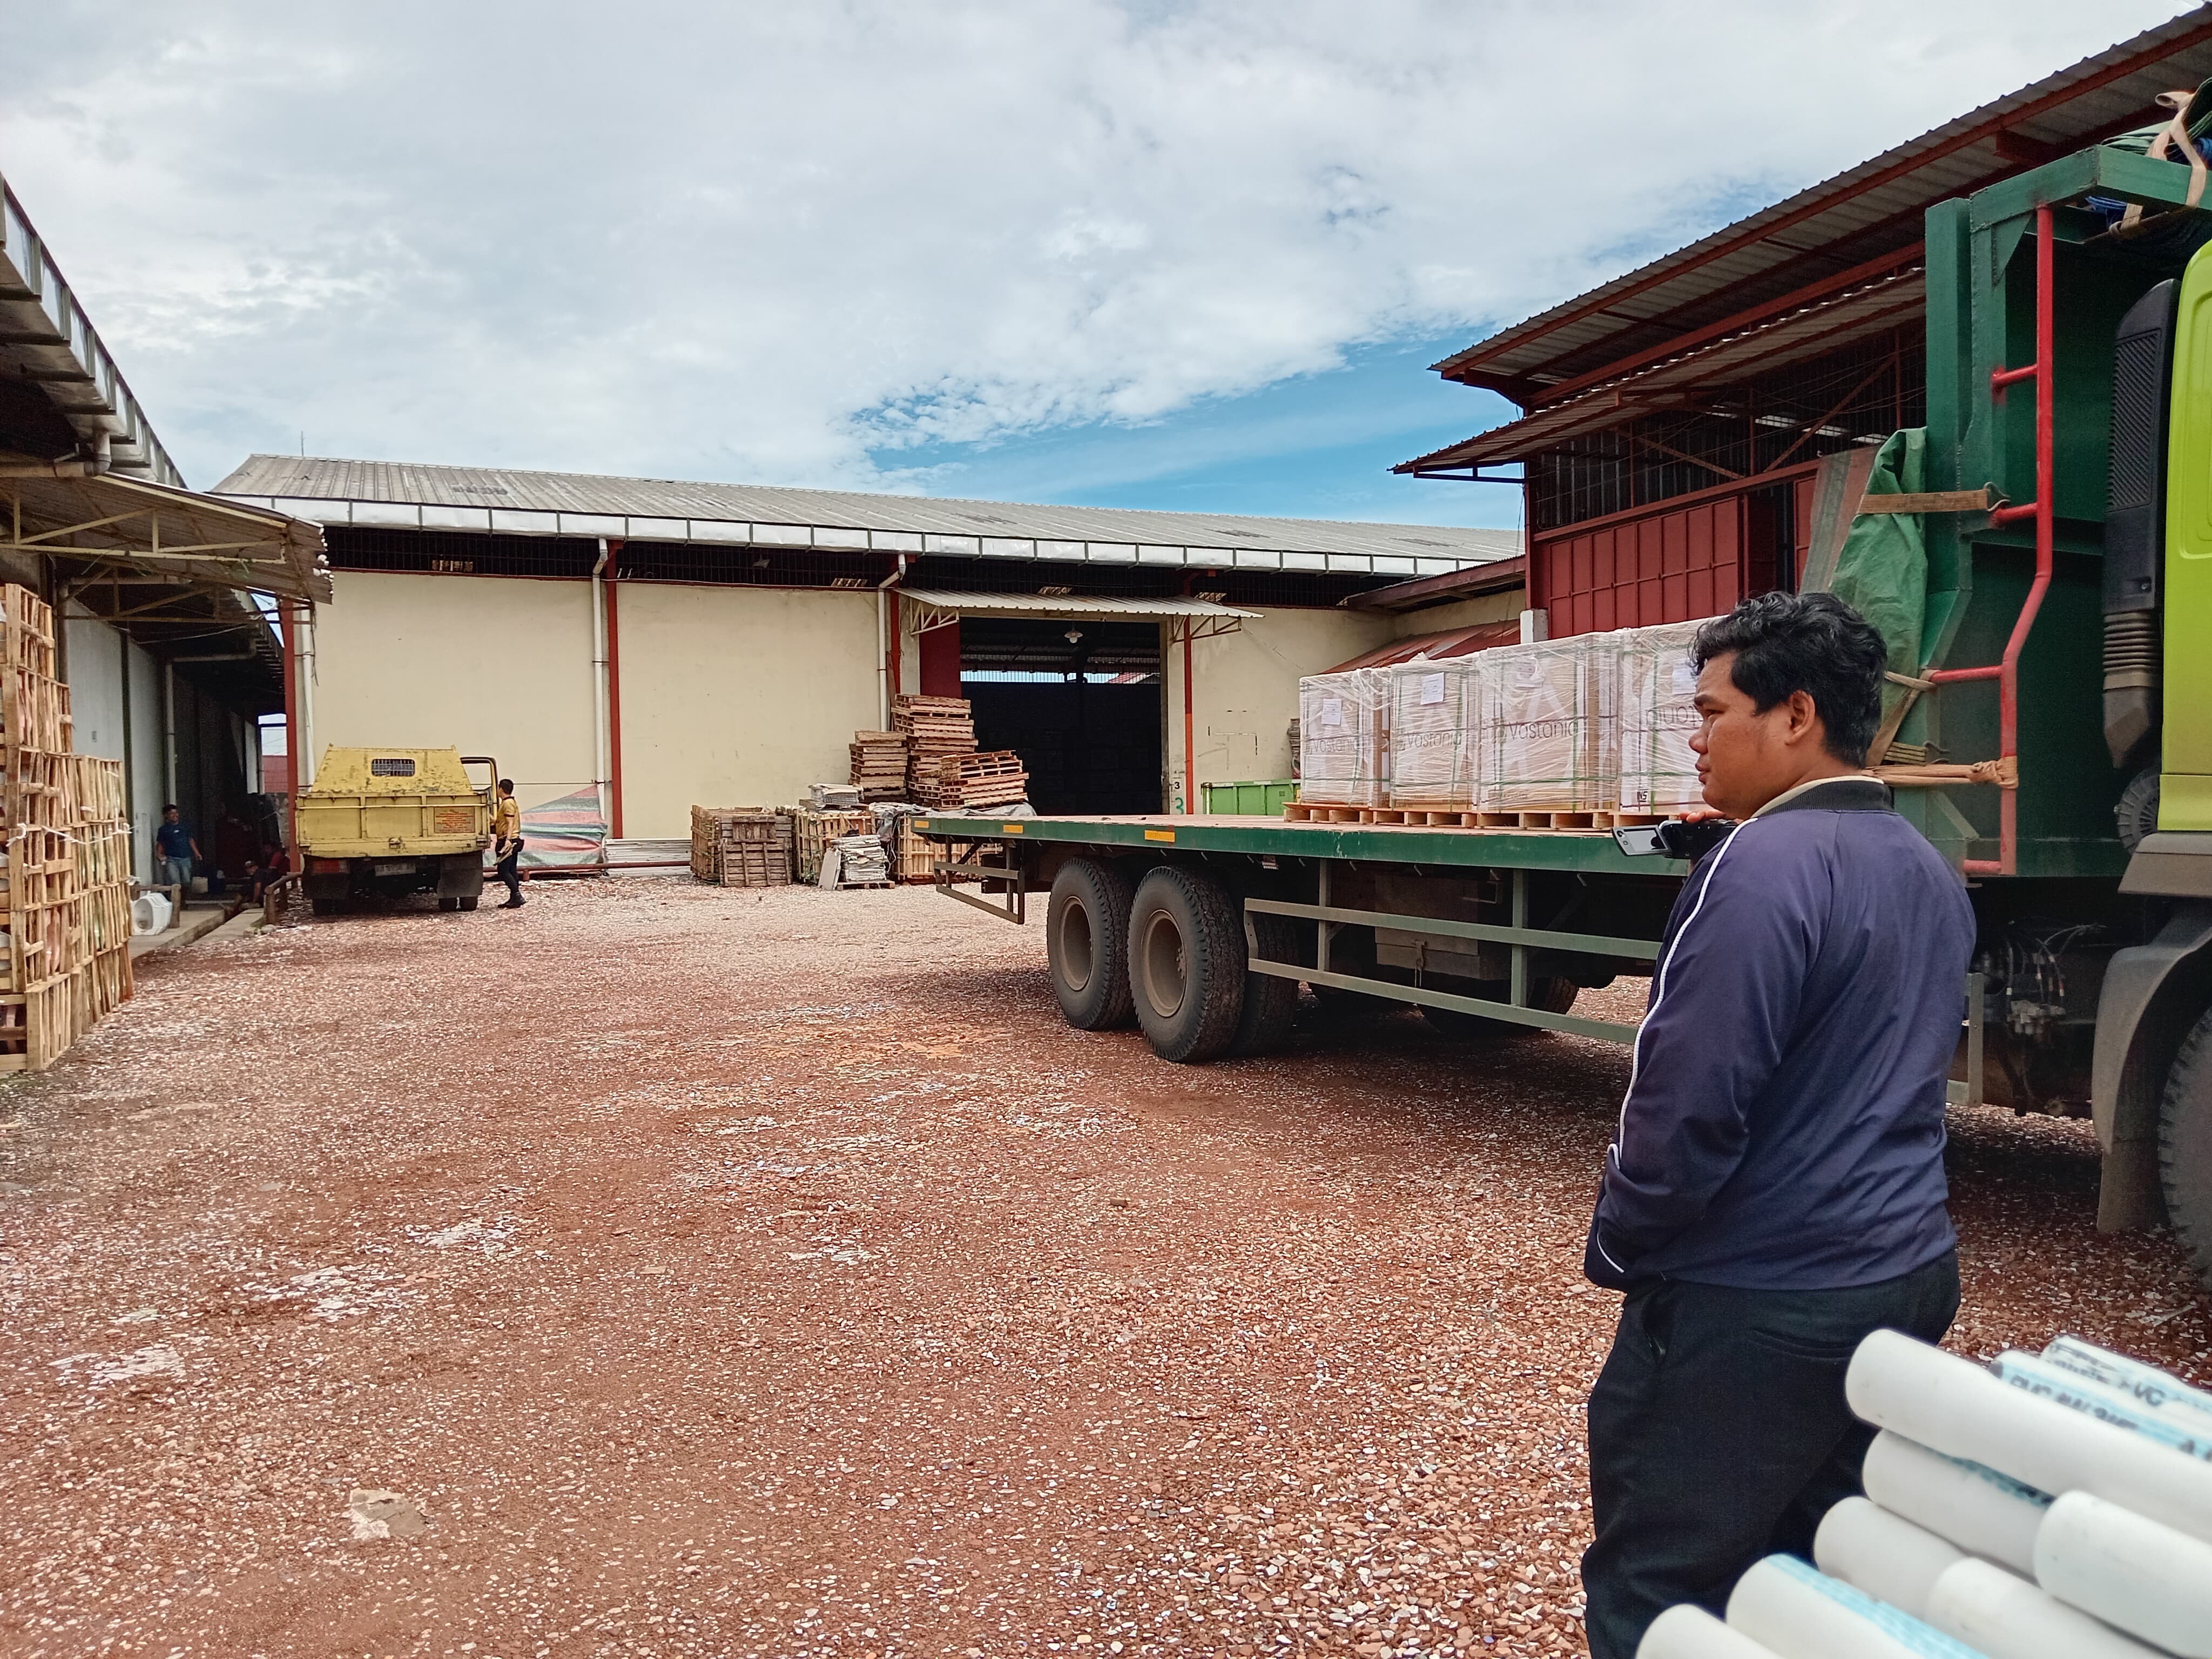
[
  {"x1": 458, "y1": 895, "x2": 479, "y2": 912},
  {"x1": 437, "y1": 853, "x2": 485, "y2": 902},
  {"x1": 1230, "y1": 910, "x2": 1299, "y2": 1057},
  {"x1": 1421, "y1": 976, "x2": 1578, "y2": 1039},
  {"x1": 1128, "y1": 866, "x2": 1245, "y2": 1064},
  {"x1": 1047, "y1": 859, "x2": 1137, "y2": 1030},
  {"x1": 307, "y1": 875, "x2": 347, "y2": 918},
  {"x1": 2160, "y1": 1006, "x2": 2212, "y2": 1289}
]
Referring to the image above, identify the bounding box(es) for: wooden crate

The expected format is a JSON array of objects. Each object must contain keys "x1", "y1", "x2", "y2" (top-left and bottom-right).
[
  {"x1": 793, "y1": 810, "x2": 876, "y2": 883},
  {"x1": 691, "y1": 806, "x2": 793, "y2": 885}
]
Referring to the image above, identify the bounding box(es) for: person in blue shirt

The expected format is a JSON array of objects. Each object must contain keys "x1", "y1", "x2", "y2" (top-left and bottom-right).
[
  {"x1": 1579, "y1": 592, "x2": 1975, "y2": 1658},
  {"x1": 154, "y1": 804, "x2": 199, "y2": 894}
]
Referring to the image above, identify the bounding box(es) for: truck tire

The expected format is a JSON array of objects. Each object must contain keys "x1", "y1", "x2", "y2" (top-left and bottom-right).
[
  {"x1": 2160, "y1": 1006, "x2": 2212, "y2": 1288},
  {"x1": 1230, "y1": 910, "x2": 1299, "y2": 1057},
  {"x1": 439, "y1": 895, "x2": 459, "y2": 912},
  {"x1": 1422, "y1": 976, "x2": 1579, "y2": 1040},
  {"x1": 437, "y1": 852, "x2": 486, "y2": 902},
  {"x1": 307, "y1": 876, "x2": 347, "y2": 918},
  {"x1": 1047, "y1": 859, "x2": 1136, "y2": 1030},
  {"x1": 458, "y1": 895, "x2": 479, "y2": 912},
  {"x1": 1128, "y1": 866, "x2": 1245, "y2": 1063}
]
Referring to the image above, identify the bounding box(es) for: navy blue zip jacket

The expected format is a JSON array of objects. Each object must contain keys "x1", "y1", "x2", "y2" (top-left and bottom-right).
[{"x1": 1583, "y1": 775, "x2": 1974, "y2": 1292}]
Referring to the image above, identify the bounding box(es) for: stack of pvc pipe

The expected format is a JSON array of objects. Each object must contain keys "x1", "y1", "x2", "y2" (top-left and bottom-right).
[{"x1": 1635, "y1": 1332, "x2": 2212, "y2": 1659}]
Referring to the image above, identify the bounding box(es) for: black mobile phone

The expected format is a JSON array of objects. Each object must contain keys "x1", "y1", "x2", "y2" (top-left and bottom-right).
[{"x1": 1614, "y1": 819, "x2": 1739, "y2": 860}]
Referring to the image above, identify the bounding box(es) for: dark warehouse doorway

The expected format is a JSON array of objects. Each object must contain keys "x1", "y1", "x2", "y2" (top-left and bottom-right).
[{"x1": 957, "y1": 617, "x2": 1162, "y2": 815}]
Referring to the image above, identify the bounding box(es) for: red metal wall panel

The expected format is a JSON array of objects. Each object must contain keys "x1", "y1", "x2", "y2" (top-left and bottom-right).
[
  {"x1": 1535, "y1": 495, "x2": 1747, "y2": 637},
  {"x1": 919, "y1": 621, "x2": 963, "y2": 697}
]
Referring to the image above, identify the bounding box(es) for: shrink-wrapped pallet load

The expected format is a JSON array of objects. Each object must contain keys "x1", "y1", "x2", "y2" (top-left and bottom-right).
[
  {"x1": 1387, "y1": 657, "x2": 1481, "y2": 810},
  {"x1": 1477, "y1": 637, "x2": 1607, "y2": 813},
  {"x1": 1616, "y1": 619, "x2": 1711, "y2": 817},
  {"x1": 1297, "y1": 669, "x2": 1388, "y2": 807}
]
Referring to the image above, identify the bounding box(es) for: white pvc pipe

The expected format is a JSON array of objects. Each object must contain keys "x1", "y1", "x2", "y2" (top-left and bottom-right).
[
  {"x1": 2043, "y1": 1335, "x2": 2212, "y2": 1426},
  {"x1": 1846, "y1": 1331, "x2": 2212, "y2": 1545},
  {"x1": 1637, "y1": 1603, "x2": 1786, "y2": 1659},
  {"x1": 1991, "y1": 1350, "x2": 2212, "y2": 1460},
  {"x1": 2032, "y1": 1489, "x2": 2212, "y2": 1658},
  {"x1": 1860, "y1": 1432, "x2": 2047, "y2": 1575},
  {"x1": 1725, "y1": 1555, "x2": 1975, "y2": 1659},
  {"x1": 1923, "y1": 1557, "x2": 2162, "y2": 1659},
  {"x1": 1811, "y1": 1496, "x2": 1961, "y2": 1620}
]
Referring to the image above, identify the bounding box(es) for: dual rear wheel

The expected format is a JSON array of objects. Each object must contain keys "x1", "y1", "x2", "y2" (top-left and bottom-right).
[
  {"x1": 1048, "y1": 858, "x2": 1569, "y2": 1064},
  {"x1": 1047, "y1": 859, "x2": 1296, "y2": 1062}
]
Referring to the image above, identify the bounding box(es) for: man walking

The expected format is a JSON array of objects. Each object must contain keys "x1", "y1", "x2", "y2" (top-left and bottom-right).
[
  {"x1": 154, "y1": 804, "x2": 199, "y2": 897},
  {"x1": 491, "y1": 777, "x2": 524, "y2": 909},
  {"x1": 1579, "y1": 591, "x2": 1974, "y2": 1657}
]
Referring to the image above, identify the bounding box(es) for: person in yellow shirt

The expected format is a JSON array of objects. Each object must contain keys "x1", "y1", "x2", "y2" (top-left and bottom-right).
[{"x1": 491, "y1": 778, "x2": 525, "y2": 909}]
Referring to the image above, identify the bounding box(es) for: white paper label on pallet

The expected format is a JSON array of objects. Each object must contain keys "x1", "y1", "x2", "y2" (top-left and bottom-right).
[
  {"x1": 1671, "y1": 659, "x2": 1700, "y2": 696},
  {"x1": 1419, "y1": 671, "x2": 1447, "y2": 706},
  {"x1": 1321, "y1": 696, "x2": 1345, "y2": 727}
]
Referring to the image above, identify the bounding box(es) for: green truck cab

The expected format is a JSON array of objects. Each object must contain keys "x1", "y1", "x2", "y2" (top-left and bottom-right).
[{"x1": 295, "y1": 747, "x2": 495, "y2": 915}]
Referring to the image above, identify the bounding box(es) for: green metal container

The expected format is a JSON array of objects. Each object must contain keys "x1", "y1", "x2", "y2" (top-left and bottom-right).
[{"x1": 1201, "y1": 780, "x2": 1299, "y2": 815}]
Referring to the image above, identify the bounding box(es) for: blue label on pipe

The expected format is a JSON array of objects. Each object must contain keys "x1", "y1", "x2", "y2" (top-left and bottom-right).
[
  {"x1": 2041, "y1": 1335, "x2": 2212, "y2": 1425},
  {"x1": 1992, "y1": 1352, "x2": 2212, "y2": 1461},
  {"x1": 1765, "y1": 1556, "x2": 1985, "y2": 1657}
]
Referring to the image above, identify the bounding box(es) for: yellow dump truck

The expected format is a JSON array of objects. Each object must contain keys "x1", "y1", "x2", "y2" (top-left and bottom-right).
[{"x1": 295, "y1": 748, "x2": 497, "y2": 915}]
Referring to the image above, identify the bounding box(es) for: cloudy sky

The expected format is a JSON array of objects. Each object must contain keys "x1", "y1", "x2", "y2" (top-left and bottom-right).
[{"x1": 0, "y1": 2, "x2": 2190, "y2": 527}]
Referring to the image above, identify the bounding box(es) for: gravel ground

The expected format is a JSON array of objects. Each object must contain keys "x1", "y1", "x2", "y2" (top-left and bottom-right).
[{"x1": 1, "y1": 879, "x2": 2206, "y2": 1659}]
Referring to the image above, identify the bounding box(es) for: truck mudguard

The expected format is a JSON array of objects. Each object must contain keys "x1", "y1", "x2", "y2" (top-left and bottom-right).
[{"x1": 2092, "y1": 901, "x2": 2212, "y2": 1229}]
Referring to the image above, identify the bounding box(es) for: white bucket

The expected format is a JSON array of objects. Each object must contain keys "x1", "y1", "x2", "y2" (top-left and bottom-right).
[{"x1": 131, "y1": 892, "x2": 172, "y2": 936}]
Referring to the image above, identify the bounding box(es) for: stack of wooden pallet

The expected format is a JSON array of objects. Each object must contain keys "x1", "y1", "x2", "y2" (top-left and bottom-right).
[
  {"x1": 688, "y1": 806, "x2": 793, "y2": 887},
  {"x1": 894, "y1": 696, "x2": 976, "y2": 800},
  {"x1": 848, "y1": 731, "x2": 908, "y2": 800},
  {"x1": 924, "y1": 750, "x2": 1029, "y2": 810},
  {"x1": 0, "y1": 586, "x2": 133, "y2": 1071}
]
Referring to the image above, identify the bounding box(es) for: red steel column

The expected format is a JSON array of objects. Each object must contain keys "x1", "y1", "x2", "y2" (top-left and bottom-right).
[{"x1": 605, "y1": 538, "x2": 625, "y2": 841}]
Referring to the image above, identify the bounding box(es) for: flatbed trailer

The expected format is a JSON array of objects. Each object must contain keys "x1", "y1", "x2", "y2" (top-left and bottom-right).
[
  {"x1": 916, "y1": 810, "x2": 1690, "y2": 1047},
  {"x1": 915, "y1": 131, "x2": 2212, "y2": 1294}
]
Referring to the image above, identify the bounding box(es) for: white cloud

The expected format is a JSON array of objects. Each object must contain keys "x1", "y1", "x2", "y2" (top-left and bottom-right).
[{"x1": 0, "y1": 1, "x2": 2189, "y2": 495}]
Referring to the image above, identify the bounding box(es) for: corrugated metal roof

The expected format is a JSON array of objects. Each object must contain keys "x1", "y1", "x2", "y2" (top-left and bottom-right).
[
  {"x1": 1, "y1": 170, "x2": 183, "y2": 486},
  {"x1": 1431, "y1": 8, "x2": 2212, "y2": 400},
  {"x1": 893, "y1": 587, "x2": 1260, "y2": 621},
  {"x1": 1400, "y1": 268, "x2": 1927, "y2": 473},
  {"x1": 211, "y1": 454, "x2": 1521, "y2": 578}
]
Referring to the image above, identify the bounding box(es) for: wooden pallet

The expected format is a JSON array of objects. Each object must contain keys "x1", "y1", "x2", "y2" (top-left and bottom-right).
[{"x1": 1282, "y1": 801, "x2": 1661, "y2": 831}]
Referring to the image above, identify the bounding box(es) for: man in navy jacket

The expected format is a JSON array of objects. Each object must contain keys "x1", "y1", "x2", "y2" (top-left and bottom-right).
[{"x1": 1579, "y1": 591, "x2": 1974, "y2": 1659}]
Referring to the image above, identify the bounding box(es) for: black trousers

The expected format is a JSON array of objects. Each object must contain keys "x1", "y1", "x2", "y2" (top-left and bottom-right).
[
  {"x1": 496, "y1": 844, "x2": 523, "y2": 902},
  {"x1": 1580, "y1": 1251, "x2": 1959, "y2": 1659}
]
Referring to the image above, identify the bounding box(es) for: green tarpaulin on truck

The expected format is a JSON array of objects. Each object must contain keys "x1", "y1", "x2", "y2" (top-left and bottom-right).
[{"x1": 1813, "y1": 428, "x2": 1928, "y2": 738}]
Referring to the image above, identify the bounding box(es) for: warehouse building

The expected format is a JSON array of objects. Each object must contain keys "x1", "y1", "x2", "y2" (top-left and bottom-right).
[
  {"x1": 1398, "y1": 11, "x2": 2212, "y2": 638},
  {"x1": 211, "y1": 456, "x2": 1520, "y2": 840},
  {"x1": 1, "y1": 170, "x2": 328, "y2": 884}
]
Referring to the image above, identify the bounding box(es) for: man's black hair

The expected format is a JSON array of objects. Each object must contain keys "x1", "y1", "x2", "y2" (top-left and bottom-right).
[
  {"x1": 1690, "y1": 591, "x2": 1888, "y2": 766},
  {"x1": 162, "y1": 802, "x2": 179, "y2": 813},
  {"x1": 498, "y1": 778, "x2": 514, "y2": 792}
]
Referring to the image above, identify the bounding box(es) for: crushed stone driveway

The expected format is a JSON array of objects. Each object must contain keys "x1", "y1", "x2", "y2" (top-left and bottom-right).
[{"x1": 2, "y1": 879, "x2": 2206, "y2": 1659}]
